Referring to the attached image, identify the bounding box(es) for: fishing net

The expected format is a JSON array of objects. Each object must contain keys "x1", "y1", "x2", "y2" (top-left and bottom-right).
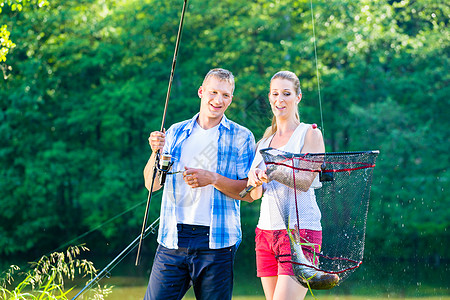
[{"x1": 260, "y1": 148, "x2": 379, "y2": 290}]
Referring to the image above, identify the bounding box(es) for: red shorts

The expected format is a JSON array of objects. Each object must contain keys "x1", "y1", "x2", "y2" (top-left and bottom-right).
[{"x1": 255, "y1": 227, "x2": 322, "y2": 277}]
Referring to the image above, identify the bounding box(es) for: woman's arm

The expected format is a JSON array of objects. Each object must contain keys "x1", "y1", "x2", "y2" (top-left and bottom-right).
[
  {"x1": 301, "y1": 127, "x2": 325, "y2": 154},
  {"x1": 295, "y1": 127, "x2": 325, "y2": 191},
  {"x1": 246, "y1": 168, "x2": 268, "y2": 201},
  {"x1": 269, "y1": 127, "x2": 325, "y2": 192}
]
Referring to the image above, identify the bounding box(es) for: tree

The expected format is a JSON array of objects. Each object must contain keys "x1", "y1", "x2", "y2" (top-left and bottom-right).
[
  {"x1": 0, "y1": 0, "x2": 448, "y2": 274},
  {"x1": 0, "y1": 0, "x2": 49, "y2": 77}
]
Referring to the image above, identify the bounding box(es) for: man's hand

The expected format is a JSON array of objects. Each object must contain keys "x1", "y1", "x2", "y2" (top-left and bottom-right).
[
  {"x1": 183, "y1": 166, "x2": 218, "y2": 188},
  {"x1": 148, "y1": 130, "x2": 165, "y2": 152}
]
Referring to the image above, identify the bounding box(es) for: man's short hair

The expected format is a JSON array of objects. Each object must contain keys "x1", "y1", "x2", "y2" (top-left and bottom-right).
[{"x1": 203, "y1": 68, "x2": 235, "y2": 93}]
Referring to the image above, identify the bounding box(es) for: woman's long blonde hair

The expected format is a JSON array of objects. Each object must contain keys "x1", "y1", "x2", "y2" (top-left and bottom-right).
[{"x1": 261, "y1": 71, "x2": 302, "y2": 140}]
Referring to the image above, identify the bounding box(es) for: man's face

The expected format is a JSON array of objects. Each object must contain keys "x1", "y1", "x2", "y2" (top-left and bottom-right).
[{"x1": 198, "y1": 76, "x2": 234, "y2": 122}]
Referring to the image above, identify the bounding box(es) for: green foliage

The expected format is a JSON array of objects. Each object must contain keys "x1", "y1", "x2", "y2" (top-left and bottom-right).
[
  {"x1": 0, "y1": 24, "x2": 15, "y2": 63},
  {"x1": 0, "y1": 0, "x2": 49, "y2": 68},
  {"x1": 0, "y1": 245, "x2": 112, "y2": 299},
  {"x1": 0, "y1": 0, "x2": 448, "y2": 277}
]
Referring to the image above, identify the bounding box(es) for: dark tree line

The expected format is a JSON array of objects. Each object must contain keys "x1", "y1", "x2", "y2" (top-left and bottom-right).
[{"x1": 0, "y1": 0, "x2": 448, "y2": 277}]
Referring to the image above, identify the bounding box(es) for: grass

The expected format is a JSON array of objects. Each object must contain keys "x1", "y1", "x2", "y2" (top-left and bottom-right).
[
  {"x1": 67, "y1": 285, "x2": 450, "y2": 300},
  {"x1": 65, "y1": 276, "x2": 450, "y2": 300}
]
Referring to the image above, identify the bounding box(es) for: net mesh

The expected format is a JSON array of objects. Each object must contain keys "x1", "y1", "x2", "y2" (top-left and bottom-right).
[{"x1": 260, "y1": 148, "x2": 379, "y2": 289}]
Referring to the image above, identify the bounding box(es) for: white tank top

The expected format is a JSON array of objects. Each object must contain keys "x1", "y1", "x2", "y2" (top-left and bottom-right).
[{"x1": 252, "y1": 123, "x2": 322, "y2": 231}]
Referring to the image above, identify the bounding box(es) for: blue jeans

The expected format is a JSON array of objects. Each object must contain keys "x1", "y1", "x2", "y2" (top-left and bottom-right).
[{"x1": 143, "y1": 224, "x2": 236, "y2": 300}]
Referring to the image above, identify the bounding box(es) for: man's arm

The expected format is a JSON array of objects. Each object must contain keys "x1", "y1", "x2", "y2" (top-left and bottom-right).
[
  {"x1": 212, "y1": 175, "x2": 254, "y2": 202},
  {"x1": 143, "y1": 152, "x2": 163, "y2": 192},
  {"x1": 144, "y1": 130, "x2": 167, "y2": 191},
  {"x1": 183, "y1": 167, "x2": 254, "y2": 202}
]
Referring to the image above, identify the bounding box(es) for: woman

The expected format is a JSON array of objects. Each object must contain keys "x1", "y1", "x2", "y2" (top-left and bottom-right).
[{"x1": 247, "y1": 71, "x2": 325, "y2": 300}]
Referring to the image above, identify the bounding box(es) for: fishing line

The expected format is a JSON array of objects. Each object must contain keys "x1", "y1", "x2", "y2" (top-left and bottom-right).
[
  {"x1": 42, "y1": 190, "x2": 161, "y2": 257},
  {"x1": 239, "y1": 1, "x2": 328, "y2": 198},
  {"x1": 15, "y1": 192, "x2": 162, "y2": 280},
  {"x1": 309, "y1": 0, "x2": 325, "y2": 138},
  {"x1": 309, "y1": 0, "x2": 333, "y2": 181},
  {"x1": 71, "y1": 218, "x2": 160, "y2": 300},
  {"x1": 50, "y1": 196, "x2": 157, "y2": 254}
]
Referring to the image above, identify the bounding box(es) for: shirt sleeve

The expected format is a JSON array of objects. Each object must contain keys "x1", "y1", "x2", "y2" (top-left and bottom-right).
[
  {"x1": 236, "y1": 129, "x2": 256, "y2": 180},
  {"x1": 163, "y1": 125, "x2": 175, "y2": 154}
]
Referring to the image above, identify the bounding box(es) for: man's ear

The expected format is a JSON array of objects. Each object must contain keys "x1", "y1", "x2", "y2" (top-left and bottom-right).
[{"x1": 198, "y1": 86, "x2": 203, "y2": 98}]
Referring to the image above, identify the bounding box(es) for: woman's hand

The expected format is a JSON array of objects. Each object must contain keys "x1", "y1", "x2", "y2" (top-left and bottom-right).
[{"x1": 247, "y1": 168, "x2": 268, "y2": 188}]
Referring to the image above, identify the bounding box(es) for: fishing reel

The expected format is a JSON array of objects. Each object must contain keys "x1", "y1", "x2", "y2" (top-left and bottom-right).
[{"x1": 157, "y1": 153, "x2": 174, "y2": 186}]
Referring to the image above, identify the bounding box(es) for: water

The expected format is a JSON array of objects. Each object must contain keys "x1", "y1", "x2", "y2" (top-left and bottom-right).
[
  {"x1": 314, "y1": 257, "x2": 449, "y2": 298},
  {"x1": 67, "y1": 256, "x2": 449, "y2": 299}
]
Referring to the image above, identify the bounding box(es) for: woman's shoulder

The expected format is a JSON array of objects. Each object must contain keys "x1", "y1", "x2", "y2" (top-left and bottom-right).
[
  {"x1": 304, "y1": 124, "x2": 323, "y2": 140},
  {"x1": 294, "y1": 122, "x2": 321, "y2": 137},
  {"x1": 296, "y1": 122, "x2": 312, "y2": 132},
  {"x1": 303, "y1": 124, "x2": 325, "y2": 153}
]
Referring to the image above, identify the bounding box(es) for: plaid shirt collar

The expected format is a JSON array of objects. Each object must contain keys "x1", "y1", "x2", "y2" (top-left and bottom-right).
[{"x1": 182, "y1": 112, "x2": 232, "y2": 134}]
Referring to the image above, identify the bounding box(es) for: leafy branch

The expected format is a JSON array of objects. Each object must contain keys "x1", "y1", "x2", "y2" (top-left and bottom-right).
[{"x1": 0, "y1": 0, "x2": 49, "y2": 64}]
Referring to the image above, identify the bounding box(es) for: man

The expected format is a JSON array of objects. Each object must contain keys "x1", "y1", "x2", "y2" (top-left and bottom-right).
[{"x1": 143, "y1": 68, "x2": 255, "y2": 300}]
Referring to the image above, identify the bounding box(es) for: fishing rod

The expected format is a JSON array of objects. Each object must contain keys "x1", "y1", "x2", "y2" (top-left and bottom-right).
[
  {"x1": 72, "y1": 3, "x2": 189, "y2": 297},
  {"x1": 71, "y1": 218, "x2": 160, "y2": 300},
  {"x1": 135, "y1": 0, "x2": 189, "y2": 266}
]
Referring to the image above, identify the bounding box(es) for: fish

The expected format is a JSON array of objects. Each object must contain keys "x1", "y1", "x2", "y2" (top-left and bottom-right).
[{"x1": 288, "y1": 231, "x2": 340, "y2": 290}]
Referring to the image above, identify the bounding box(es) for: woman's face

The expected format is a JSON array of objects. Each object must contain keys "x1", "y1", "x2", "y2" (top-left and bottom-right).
[{"x1": 268, "y1": 78, "x2": 301, "y2": 120}]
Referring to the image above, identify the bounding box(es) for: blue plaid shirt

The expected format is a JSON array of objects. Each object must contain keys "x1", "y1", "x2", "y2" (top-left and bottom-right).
[{"x1": 157, "y1": 113, "x2": 255, "y2": 249}]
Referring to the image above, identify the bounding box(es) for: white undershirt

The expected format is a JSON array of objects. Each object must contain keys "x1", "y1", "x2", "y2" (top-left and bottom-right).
[{"x1": 176, "y1": 121, "x2": 219, "y2": 226}]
